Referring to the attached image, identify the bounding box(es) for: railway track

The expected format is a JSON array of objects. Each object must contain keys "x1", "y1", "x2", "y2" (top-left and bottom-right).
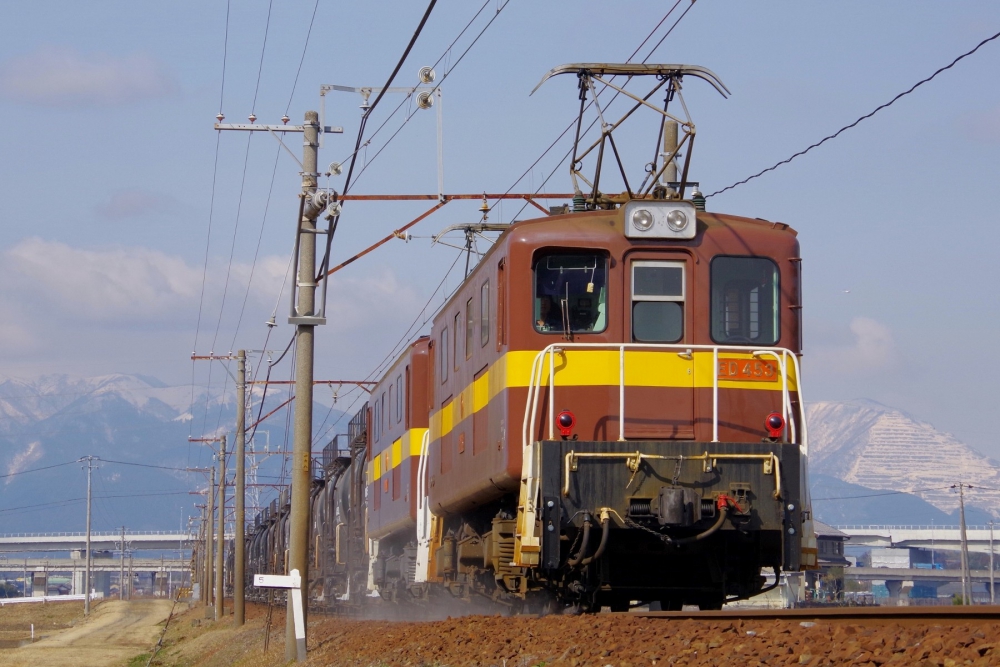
[
  {"x1": 303, "y1": 597, "x2": 1000, "y2": 624},
  {"x1": 635, "y1": 604, "x2": 1000, "y2": 624}
]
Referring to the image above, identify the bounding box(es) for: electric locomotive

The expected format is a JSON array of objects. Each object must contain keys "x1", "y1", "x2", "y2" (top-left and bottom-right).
[{"x1": 246, "y1": 63, "x2": 816, "y2": 613}]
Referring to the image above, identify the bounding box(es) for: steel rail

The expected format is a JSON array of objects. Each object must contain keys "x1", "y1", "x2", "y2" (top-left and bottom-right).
[{"x1": 633, "y1": 605, "x2": 1000, "y2": 622}]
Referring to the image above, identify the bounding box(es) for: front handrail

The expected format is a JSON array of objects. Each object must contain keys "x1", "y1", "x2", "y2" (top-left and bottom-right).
[
  {"x1": 414, "y1": 430, "x2": 432, "y2": 583},
  {"x1": 514, "y1": 342, "x2": 811, "y2": 568},
  {"x1": 521, "y1": 342, "x2": 807, "y2": 454}
]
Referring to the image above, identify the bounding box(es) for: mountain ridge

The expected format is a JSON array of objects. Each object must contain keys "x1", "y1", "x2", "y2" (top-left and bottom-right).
[
  {"x1": 0, "y1": 372, "x2": 349, "y2": 532},
  {"x1": 807, "y1": 399, "x2": 1000, "y2": 519},
  {"x1": 1, "y1": 372, "x2": 994, "y2": 529}
]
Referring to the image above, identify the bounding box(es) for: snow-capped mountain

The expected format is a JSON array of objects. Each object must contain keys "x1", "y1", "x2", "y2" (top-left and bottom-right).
[
  {"x1": 0, "y1": 373, "x2": 199, "y2": 432},
  {"x1": 3, "y1": 372, "x2": 993, "y2": 531},
  {"x1": 808, "y1": 399, "x2": 1000, "y2": 520},
  {"x1": 0, "y1": 373, "x2": 348, "y2": 533}
]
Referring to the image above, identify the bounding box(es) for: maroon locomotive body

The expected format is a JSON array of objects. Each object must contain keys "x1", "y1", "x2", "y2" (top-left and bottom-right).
[{"x1": 358, "y1": 202, "x2": 812, "y2": 610}]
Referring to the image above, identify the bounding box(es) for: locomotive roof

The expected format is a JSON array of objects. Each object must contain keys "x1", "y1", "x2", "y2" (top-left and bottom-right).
[
  {"x1": 422, "y1": 205, "x2": 800, "y2": 341},
  {"x1": 501, "y1": 208, "x2": 798, "y2": 246}
]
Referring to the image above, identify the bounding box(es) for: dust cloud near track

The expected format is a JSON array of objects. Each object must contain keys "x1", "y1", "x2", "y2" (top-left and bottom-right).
[{"x1": 1, "y1": 599, "x2": 172, "y2": 667}]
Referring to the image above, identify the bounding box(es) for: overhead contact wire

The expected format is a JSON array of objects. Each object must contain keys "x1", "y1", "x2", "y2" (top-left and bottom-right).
[
  {"x1": 285, "y1": 0, "x2": 321, "y2": 115},
  {"x1": 191, "y1": 0, "x2": 231, "y2": 454},
  {"x1": 499, "y1": 1, "x2": 686, "y2": 220},
  {"x1": 350, "y1": 0, "x2": 512, "y2": 188},
  {"x1": 250, "y1": 0, "x2": 275, "y2": 115},
  {"x1": 708, "y1": 28, "x2": 1000, "y2": 198}
]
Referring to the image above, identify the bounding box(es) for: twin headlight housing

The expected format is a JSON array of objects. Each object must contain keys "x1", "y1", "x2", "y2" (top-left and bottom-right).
[{"x1": 624, "y1": 201, "x2": 697, "y2": 240}]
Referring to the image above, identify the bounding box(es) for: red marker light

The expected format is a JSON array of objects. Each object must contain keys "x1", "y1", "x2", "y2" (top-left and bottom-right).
[
  {"x1": 765, "y1": 412, "x2": 785, "y2": 439},
  {"x1": 557, "y1": 409, "x2": 576, "y2": 438}
]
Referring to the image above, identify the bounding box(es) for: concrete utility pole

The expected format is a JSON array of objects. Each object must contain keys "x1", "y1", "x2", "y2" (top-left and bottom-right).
[
  {"x1": 214, "y1": 111, "x2": 340, "y2": 662},
  {"x1": 990, "y1": 521, "x2": 995, "y2": 605},
  {"x1": 188, "y1": 355, "x2": 245, "y2": 616},
  {"x1": 81, "y1": 456, "x2": 96, "y2": 615},
  {"x1": 189, "y1": 437, "x2": 225, "y2": 611},
  {"x1": 661, "y1": 120, "x2": 678, "y2": 192},
  {"x1": 235, "y1": 350, "x2": 247, "y2": 625},
  {"x1": 955, "y1": 483, "x2": 972, "y2": 604},
  {"x1": 127, "y1": 553, "x2": 133, "y2": 599},
  {"x1": 198, "y1": 506, "x2": 207, "y2": 603},
  {"x1": 216, "y1": 434, "x2": 227, "y2": 621},
  {"x1": 119, "y1": 526, "x2": 126, "y2": 601},
  {"x1": 286, "y1": 110, "x2": 323, "y2": 663},
  {"x1": 207, "y1": 465, "x2": 215, "y2": 609}
]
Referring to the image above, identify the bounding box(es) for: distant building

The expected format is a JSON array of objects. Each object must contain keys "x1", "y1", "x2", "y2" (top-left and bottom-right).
[
  {"x1": 807, "y1": 521, "x2": 850, "y2": 601},
  {"x1": 870, "y1": 547, "x2": 911, "y2": 569},
  {"x1": 816, "y1": 521, "x2": 850, "y2": 567}
]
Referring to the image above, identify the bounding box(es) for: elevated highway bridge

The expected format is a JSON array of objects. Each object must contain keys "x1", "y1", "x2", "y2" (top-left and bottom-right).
[
  {"x1": 0, "y1": 531, "x2": 198, "y2": 553},
  {"x1": 837, "y1": 526, "x2": 998, "y2": 554}
]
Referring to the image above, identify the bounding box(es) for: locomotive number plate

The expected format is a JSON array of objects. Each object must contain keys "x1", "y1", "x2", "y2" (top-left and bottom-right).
[{"x1": 717, "y1": 358, "x2": 778, "y2": 382}]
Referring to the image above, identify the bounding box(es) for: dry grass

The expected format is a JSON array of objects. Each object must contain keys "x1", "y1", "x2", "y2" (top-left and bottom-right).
[{"x1": 0, "y1": 599, "x2": 87, "y2": 647}]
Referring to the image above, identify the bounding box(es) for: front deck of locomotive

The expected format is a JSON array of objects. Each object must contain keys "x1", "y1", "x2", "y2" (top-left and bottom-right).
[{"x1": 506, "y1": 200, "x2": 811, "y2": 611}]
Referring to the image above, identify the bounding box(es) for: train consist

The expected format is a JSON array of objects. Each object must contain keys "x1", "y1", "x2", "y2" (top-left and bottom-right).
[{"x1": 244, "y1": 64, "x2": 816, "y2": 613}]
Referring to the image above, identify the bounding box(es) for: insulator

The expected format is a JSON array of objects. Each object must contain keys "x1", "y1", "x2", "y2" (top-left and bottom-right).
[
  {"x1": 572, "y1": 192, "x2": 586, "y2": 212},
  {"x1": 692, "y1": 190, "x2": 706, "y2": 212},
  {"x1": 418, "y1": 66, "x2": 436, "y2": 84},
  {"x1": 416, "y1": 91, "x2": 434, "y2": 109}
]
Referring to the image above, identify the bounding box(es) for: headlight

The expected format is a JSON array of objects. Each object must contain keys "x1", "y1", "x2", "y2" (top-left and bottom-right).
[
  {"x1": 632, "y1": 209, "x2": 654, "y2": 231},
  {"x1": 666, "y1": 209, "x2": 688, "y2": 232},
  {"x1": 623, "y1": 201, "x2": 697, "y2": 240}
]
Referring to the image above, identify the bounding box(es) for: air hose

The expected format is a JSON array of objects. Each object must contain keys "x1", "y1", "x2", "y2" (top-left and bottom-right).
[
  {"x1": 566, "y1": 515, "x2": 592, "y2": 567},
  {"x1": 672, "y1": 506, "x2": 728, "y2": 545},
  {"x1": 579, "y1": 516, "x2": 610, "y2": 566}
]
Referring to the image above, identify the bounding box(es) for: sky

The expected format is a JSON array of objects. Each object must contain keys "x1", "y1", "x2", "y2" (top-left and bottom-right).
[{"x1": 0, "y1": 1, "x2": 998, "y2": 458}]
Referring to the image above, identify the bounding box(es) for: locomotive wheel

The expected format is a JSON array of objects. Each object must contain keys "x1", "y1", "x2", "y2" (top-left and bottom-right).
[
  {"x1": 648, "y1": 600, "x2": 682, "y2": 611},
  {"x1": 692, "y1": 596, "x2": 724, "y2": 611}
]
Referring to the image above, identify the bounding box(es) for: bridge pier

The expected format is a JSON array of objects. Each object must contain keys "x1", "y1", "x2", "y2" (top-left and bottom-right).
[
  {"x1": 884, "y1": 579, "x2": 903, "y2": 602},
  {"x1": 95, "y1": 571, "x2": 111, "y2": 597}
]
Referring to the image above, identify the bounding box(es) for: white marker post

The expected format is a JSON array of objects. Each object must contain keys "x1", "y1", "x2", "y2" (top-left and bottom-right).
[{"x1": 254, "y1": 569, "x2": 306, "y2": 661}]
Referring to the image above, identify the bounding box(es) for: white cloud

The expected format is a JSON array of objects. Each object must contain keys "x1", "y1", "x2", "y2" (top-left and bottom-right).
[
  {"x1": 0, "y1": 236, "x2": 424, "y2": 384},
  {"x1": 0, "y1": 238, "x2": 420, "y2": 344},
  {"x1": 810, "y1": 316, "x2": 898, "y2": 376},
  {"x1": 5, "y1": 237, "x2": 202, "y2": 319},
  {"x1": 5, "y1": 441, "x2": 42, "y2": 484},
  {"x1": 0, "y1": 47, "x2": 177, "y2": 106},
  {"x1": 848, "y1": 317, "x2": 896, "y2": 367},
  {"x1": 324, "y1": 267, "x2": 421, "y2": 334}
]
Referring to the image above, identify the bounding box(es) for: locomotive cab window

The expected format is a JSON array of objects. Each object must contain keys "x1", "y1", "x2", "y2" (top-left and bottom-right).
[
  {"x1": 465, "y1": 298, "x2": 474, "y2": 359},
  {"x1": 533, "y1": 253, "x2": 607, "y2": 334},
  {"x1": 440, "y1": 327, "x2": 448, "y2": 383},
  {"x1": 395, "y1": 374, "x2": 402, "y2": 423},
  {"x1": 480, "y1": 281, "x2": 489, "y2": 347},
  {"x1": 631, "y1": 261, "x2": 684, "y2": 343},
  {"x1": 711, "y1": 256, "x2": 779, "y2": 346}
]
